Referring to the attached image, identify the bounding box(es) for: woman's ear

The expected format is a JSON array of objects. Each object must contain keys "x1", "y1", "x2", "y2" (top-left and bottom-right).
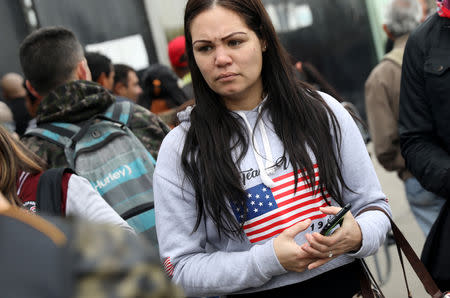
[{"x1": 262, "y1": 41, "x2": 267, "y2": 52}]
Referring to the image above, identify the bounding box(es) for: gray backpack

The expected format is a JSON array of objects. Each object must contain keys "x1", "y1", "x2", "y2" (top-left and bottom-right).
[{"x1": 25, "y1": 101, "x2": 157, "y2": 241}]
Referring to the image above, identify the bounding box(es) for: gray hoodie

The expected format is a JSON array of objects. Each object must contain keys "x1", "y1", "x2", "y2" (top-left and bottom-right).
[{"x1": 154, "y1": 92, "x2": 391, "y2": 296}]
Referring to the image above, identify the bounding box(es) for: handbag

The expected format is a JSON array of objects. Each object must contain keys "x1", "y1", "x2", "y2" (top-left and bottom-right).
[{"x1": 357, "y1": 206, "x2": 449, "y2": 298}]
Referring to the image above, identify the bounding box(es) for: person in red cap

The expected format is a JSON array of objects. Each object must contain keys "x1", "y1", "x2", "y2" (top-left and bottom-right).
[{"x1": 168, "y1": 35, "x2": 194, "y2": 100}]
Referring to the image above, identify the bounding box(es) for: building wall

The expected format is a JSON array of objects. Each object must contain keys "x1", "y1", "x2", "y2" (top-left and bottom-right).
[{"x1": 143, "y1": 0, "x2": 186, "y2": 66}]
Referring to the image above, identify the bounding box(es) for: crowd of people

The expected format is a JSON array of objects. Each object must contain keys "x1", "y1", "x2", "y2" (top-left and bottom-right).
[{"x1": 0, "y1": 0, "x2": 448, "y2": 297}]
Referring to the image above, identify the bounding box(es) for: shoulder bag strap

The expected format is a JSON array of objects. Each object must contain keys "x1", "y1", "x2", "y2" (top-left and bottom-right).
[{"x1": 357, "y1": 206, "x2": 444, "y2": 298}]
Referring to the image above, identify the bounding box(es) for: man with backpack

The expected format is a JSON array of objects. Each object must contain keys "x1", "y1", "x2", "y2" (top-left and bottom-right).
[{"x1": 19, "y1": 26, "x2": 170, "y2": 242}]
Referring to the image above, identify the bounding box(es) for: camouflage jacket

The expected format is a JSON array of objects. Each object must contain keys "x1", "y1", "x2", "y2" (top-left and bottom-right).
[
  {"x1": 0, "y1": 206, "x2": 184, "y2": 298},
  {"x1": 72, "y1": 218, "x2": 184, "y2": 297},
  {"x1": 21, "y1": 80, "x2": 170, "y2": 168}
]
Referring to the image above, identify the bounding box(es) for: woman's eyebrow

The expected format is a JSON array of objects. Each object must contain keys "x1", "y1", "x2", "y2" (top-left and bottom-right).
[{"x1": 193, "y1": 32, "x2": 247, "y2": 46}]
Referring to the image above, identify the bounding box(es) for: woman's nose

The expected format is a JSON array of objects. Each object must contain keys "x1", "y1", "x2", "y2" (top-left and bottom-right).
[{"x1": 214, "y1": 46, "x2": 232, "y2": 66}]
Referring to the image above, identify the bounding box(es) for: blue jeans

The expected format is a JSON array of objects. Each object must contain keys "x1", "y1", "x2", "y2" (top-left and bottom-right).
[{"x1": 404, "y1": 177, "x2": 446, "y2": 236}]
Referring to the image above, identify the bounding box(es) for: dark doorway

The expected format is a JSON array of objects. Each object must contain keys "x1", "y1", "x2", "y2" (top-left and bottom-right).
[{"x1": 262, "y1": 0, "x2": 377, "y2": 119}]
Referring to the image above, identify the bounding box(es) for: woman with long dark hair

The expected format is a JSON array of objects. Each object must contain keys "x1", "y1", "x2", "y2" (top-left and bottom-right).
[{"x1": 154, "y1": 0, "x2": 391, "y2": 296}]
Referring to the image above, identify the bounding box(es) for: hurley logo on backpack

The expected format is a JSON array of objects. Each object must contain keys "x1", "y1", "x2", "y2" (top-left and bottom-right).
[{"x1": 25, "y1": 101, "x2": 157, "y2": 242}]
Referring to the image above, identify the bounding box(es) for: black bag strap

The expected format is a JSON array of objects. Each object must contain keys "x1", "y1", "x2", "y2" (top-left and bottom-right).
[
  {"x1": 36, "y1": 168, "x2": 75, "y2": 216},
  {"x1": 357, "y1": 206, "x2": 444, "y2": 298}
]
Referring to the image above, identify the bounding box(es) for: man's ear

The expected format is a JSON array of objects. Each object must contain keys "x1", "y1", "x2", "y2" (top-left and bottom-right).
[
  {"x1": 76, "y1": 58, "x2": 92, "y2": 81},
  {"x1": 25, "y1": 80, "x2": 43, "y2": 117},
  {"x1": 97, "y1": 72, "x2": 107, "y2": 86},
  {"x1": 113, "y1": 82, "x2": 126, "y2": 96},
  {"x1": 25, "y1": 80, "x2": 43, "y2": 101},
  {"x1": 383, "y1": 24, "x2": 395, "y2": 41}
]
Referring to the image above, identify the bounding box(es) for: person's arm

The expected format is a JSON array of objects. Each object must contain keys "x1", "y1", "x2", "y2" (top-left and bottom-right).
[
  {"x1": 65, "y1": 174, "x2": 135, "y2": 234},
  {"x1": 365, "y1": 66, "x2": 405, "y2": 172},
  {"x1": 399, "y1": 33, "x2": 450, "y2": 198},
  {"x1": 128, "y1": 104, "x2": 170, "y2": 160},
  {"x1": 321, "y1": 93, "x2": 392, "y2": 258},
  {"x1": 154, "y1": 130, "x2": 286, "y2": 297}
]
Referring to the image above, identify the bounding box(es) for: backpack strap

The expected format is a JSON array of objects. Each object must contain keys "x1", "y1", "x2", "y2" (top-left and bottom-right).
[
  {"x1": 36, "y1": 168, "x2": 75, "y2": 216},
  {"x1": 24, "y1": 102, "x2": 133, "y2": 149},
  {"x1": 104, "y1": 101, "x2": 133, "y2": 126},
  {"x1": 24, "y1": 122, "x2": 80, "y2": 148}
]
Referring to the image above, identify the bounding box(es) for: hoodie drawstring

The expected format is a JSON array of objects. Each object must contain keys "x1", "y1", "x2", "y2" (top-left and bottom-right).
[{"x1": 236, "y1": 109, "x2": 276, "y2": 188}]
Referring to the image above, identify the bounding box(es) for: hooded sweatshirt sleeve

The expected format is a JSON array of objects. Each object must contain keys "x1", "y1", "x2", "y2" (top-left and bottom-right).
[
  {"x1": 320, "y1": 92, "x2": 391, "y2": 258},
  {"x1": 154, "y1": 128, "x2": 286, "y2": 297}
]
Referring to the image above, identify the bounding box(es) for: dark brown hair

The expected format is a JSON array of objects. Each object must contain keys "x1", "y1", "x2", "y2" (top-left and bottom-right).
[
  {"x1": 19, "y1": 26, "x2": 84, "y2": 95},
  {"x1": 182, "y1": 0, "x2": 348, "y2": 238}
]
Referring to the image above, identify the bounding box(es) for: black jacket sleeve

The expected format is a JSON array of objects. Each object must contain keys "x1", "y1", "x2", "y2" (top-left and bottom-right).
[{"x1": 399, "y1": 32, "x2": 450, "y2": 198}]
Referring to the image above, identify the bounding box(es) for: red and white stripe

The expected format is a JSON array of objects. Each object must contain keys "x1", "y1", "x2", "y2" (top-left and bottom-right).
[
  {"x1": 244, "y1": 166, "x2": 329, "y2": 243},
  {"x1": 163, "y1": 257, "x2": 174, "y2": 278}
]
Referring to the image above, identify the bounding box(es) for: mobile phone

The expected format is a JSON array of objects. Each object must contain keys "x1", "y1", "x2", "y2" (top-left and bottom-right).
[{"x1": 319, "y1": 203, "x2": 352, "y2": 236}]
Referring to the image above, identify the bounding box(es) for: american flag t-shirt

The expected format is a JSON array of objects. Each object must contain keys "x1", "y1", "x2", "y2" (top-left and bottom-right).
[{"x1": 231, "y1": 165, "x2": 330, "y2": 243}]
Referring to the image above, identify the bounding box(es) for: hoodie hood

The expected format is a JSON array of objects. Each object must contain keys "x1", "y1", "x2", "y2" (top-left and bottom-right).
[
  {"x1": 177, "y1": 105, "x2": 193, "y2": 124},
  {"x1": 36, "y1": 80, "x2": 115, "y2": 124},
  {"x1": 177, "y1": 98, "x2": 277, "y2": 188}
]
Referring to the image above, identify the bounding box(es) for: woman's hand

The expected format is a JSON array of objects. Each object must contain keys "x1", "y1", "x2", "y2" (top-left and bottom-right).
[
  {"x1": 273, "y1": 219, "x2": 318, "y2": 272},
  {"x1": 301, "y1": 206, "x2": 362, "y2": 270}
]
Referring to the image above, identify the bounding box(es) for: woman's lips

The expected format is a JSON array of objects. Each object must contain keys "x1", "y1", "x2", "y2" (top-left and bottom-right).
[{"x1": 216, "y1": 72, "x2": 238, "y2": 82}]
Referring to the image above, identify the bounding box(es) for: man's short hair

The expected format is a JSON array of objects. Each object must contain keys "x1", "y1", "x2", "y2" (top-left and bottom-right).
[
  {"x1": 19, "y1": 26, "x2": 84, "y2": 95},
  {"x1": 85, "y1": 52, "x2": 113, "y2": 82},
  {"x1": 113, "y1": 64, "x2": 134, "y2": 87},
  {"x1": 385, "y1": 0, "x2": 421, "y2": 38}
]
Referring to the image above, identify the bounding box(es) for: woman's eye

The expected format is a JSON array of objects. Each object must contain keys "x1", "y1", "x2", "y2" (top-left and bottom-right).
[
  {"x1": 197, "y1": 45, "x2": 212, "y2": 52},
  {"x1": 228, "y1": 40, "x2": 242, "y2": 47}
]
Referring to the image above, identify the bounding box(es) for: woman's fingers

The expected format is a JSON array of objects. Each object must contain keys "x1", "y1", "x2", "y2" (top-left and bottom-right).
[
  {"x1": 308, "y1": 257, "x2": 335, "y2": 270},
  {"x1": 282, "y1": 219, "x2": 311, "y2": 238}
]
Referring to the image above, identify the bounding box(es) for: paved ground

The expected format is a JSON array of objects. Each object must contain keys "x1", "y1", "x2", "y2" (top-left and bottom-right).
[{"x1": 365, "y1": 144, "x2": 428, "y2": 297}]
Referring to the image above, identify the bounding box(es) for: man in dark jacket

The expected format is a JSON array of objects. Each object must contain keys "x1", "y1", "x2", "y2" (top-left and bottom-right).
[
  {"x1": 399, "y1": 0, "x2": 450, "y2": 288},
  {"x1": 19, "y1": 26, "x2": 169, "y2": 167},
  {"x1": 399, "y1": 6, "x2": 450, "y2": 200}
]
